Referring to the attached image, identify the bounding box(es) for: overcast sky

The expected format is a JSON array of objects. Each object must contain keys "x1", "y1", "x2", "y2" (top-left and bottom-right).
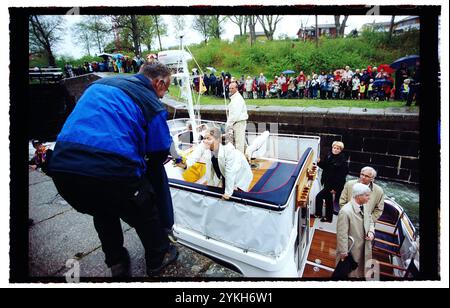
[{"x1": 57, "y1": 15, "x2": 412, "y2": 58}]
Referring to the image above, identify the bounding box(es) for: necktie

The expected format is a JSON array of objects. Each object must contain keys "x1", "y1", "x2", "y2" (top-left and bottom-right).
[
  {"x1": 211, "y1": 155, "x2": 223, "y2": 179},
  {"x1": 211, "y1": 155, "x2": 225, "y2": 189}
]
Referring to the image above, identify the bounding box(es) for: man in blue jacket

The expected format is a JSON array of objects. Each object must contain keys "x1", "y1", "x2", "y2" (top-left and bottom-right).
[{"x1": 49, "y1": 62, "x2": 177, "y2": 277}]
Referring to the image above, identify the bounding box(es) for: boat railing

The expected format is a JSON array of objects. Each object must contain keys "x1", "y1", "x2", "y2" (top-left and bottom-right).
[{"x1": 169, "y1": 118, "x2": 321, "y2": 163}]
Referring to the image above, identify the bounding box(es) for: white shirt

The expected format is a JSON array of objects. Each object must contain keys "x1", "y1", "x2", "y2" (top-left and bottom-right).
[
  {"x1": 245, "y1": 79, "x2": 253, "y2": 92},
  {"x1": 343, "y1": 70, "x2": 354, "y2": 79},
  {"x1": 227, "y1": 91, "x2": 248, "y2": 126},
  {"x1": 277, "y1": 76, "x2": 286, "y2": 88}
]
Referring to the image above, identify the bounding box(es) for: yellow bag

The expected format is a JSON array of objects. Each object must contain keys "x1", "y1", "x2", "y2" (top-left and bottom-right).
[
  {"x1": 199, "y1": 77, "x2": 207, "y2": 94},
  {"x1": 182, "y1": 162, "x2": 206, "y2": 182}
]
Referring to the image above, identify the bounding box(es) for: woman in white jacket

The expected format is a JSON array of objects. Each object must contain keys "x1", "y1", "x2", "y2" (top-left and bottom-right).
[{"x1": 186, "y1": 127, "x2": 253, "y2": 200}]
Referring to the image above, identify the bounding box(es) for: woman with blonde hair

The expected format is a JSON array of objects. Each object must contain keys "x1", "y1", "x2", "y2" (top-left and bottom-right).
[
  {"x1": 315, "y1": 141, "x2": 348, "y2": 222},
  {"x1": 184, "y1": 127, "x2": 253, "y2": 200}
]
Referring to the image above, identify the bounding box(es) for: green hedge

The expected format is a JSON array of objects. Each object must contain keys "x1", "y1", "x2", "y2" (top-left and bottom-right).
[
  {"x1": 30, "y1": 30, "x2": 419, "y2": 77},
  {"x1": 187, "y1": 30, "x2": 419, "y2": 78}
]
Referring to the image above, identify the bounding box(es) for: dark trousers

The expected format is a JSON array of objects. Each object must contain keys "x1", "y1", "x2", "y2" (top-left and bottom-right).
[
  {"x1": 315, "y1": 188, "x2": 342, "y2": 222},
  {"x1": 298, "y1": 88, "x2": 304, "y2": 98},
  {"x1": 406, "y1": 84, "x2": 419, "y2": 106},
  {"x1": 52, "y1": 172, "x2": 169, "y2": 268},
  {"x1": 259, "y1": 89, "x2": 266, "y2": 99}
]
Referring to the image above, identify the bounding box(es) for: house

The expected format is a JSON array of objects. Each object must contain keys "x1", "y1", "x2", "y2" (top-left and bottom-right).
[
  {"x1": 362, "y1": 21, "x2": 392, "y2": 32},
  {"x1": 297, "y1": 24, "x2": 339, "y2": 40},
  {"x1": 253, "y1": 32, "x2": 268, "y2": 42},
  {"x1": 234, "y1": 32, "x2": 269, "y2": 43},
  {"x1": 362, "y1": 16, "x2": 420, "y2": 33},
  {"x1": 393, "y1": 16, "x2": 420, "y2": 33}
]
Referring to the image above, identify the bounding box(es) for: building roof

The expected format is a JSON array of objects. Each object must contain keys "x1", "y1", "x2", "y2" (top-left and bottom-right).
[
  {"x1": 363, "y1": 21, "x2": 391, "y2": 27},
  {"x1": 301, "y1": 23, "x2": 338, "y2": 30},
  {"x1": 396, "y1": 16, "x2": 420, "y2": 23},
  {"x1": 363, "y1": 16, "x2": 420, "y2": 29}
]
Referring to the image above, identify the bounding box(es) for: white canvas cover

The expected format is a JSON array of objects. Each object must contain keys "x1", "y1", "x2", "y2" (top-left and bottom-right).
[{"x1": 171, "y1": 187, "x2": 296, "y2": 257}]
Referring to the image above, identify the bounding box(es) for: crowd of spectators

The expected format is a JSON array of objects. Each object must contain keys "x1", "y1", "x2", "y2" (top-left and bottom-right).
[
  {"x1": 63, "y1": 54, "x2": 150, "y2": 78},
  {"x1": 62, "y1": 56, "x2": 421, "y2": 106},
  {"x1": 193, "y1": 63, "x2": 420, "y2": 105}
]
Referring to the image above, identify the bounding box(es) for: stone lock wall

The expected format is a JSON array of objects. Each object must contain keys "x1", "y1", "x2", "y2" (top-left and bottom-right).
[{"x1": 29, "y1": 74, "x2": 102, "y2": 140}]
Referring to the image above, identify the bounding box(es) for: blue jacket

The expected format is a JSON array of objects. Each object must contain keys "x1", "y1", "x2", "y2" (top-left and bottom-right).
[{"x1": 49, "y1": 74, "x2": 172, "y2": 180}]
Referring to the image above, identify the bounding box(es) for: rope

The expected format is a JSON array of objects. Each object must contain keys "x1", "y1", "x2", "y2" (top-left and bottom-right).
[{"x1": 185, "y1": 45, "x2": 204, "y2": 127}]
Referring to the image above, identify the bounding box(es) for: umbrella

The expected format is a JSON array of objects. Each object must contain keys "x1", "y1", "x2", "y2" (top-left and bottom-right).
[
  {"x1": 206, "y1": 66, "x2": 217, "y2": 73},
  {"x1": 331, "y1": 236, "x2": 358, "y2": 280},
  {"x1": 377, "y1": 64, "x2": 395, "y2": 74},
  {"x1": 373, "y1": 79, "x2": 393, "y2": 87},
  {"x1": 114, "y1": 53, "x2": 124, "y2": 59},
  {"x1": 390, "y1": 55, "x2": 420, "y2": 69},
  {"x1": 334, "y1": 69, "x2": 345, "y2": 76},
  {"x1": 282, "y1": 70, "x2": 295, "y2": 75}
]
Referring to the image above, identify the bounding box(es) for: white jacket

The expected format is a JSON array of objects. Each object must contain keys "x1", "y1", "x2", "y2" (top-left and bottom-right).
[
  {"x1": 245, "y1": 79, "x2": 253, "y2": 92},
  {"x1": 187, "y1": 143, "x2": 253, "y2": 197},
  {"x1": 227, "y1": 91, "x2": 248, "y2": 126}
]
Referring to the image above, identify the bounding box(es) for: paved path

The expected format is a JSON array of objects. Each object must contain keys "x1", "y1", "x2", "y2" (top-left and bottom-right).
[{"x1": 28, "y1": 169, "x2": 241, "y2": 280}]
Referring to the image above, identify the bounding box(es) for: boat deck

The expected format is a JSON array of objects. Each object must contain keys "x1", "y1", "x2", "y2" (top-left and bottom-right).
[{"x1": 302, "y1": 217, "x2": 397, "y2": 279}]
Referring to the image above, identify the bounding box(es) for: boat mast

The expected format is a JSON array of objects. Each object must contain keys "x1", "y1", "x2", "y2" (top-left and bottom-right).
[{"x1": 180, "y1": 35, "x2": 199, "y2": 143}]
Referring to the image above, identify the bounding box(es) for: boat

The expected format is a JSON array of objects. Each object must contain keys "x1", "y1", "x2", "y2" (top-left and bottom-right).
[
  {"x1": 158, "y1": 43, "x2": 420, "y2": 279},
  {"x1": 163, "y1": 118, "x2": 419, "y2": 279}
]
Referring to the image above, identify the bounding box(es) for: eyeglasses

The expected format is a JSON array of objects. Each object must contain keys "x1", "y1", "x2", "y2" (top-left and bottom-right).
[
  {"x1": 360, "y1": 173, "x2": 373, "y2": 179},
  {"x1": 160, "y1": 79, "x2": 170, "y2": 89},
  {"x1": 159, "y1": 79, "x2": 170, "y2": 92}
]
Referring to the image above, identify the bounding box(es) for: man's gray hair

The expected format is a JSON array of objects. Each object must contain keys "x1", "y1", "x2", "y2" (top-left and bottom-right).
[
  {"x1": 352, "y1": 183, "x2": 371, "y2": 198},
  {"x1": 206, "y1": 127, "x2": 222, "y2": 141},
  {"x1": 361, "y1": 166, "x2": 377, "y2": 178},
  {"x1": 139, "y1": 62, "x2": 171, "y2": 80}
]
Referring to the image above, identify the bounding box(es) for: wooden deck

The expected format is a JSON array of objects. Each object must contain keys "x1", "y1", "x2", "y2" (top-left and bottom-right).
[
  {"x1": 303, "y1": 263, "x2": 333, "y2": 278},
  {"x1": 307, "y1": 229, "x2": 337, "y2": 269},
  {"x1": 304, "y1": 228, "x2": 396, "y2": 278}
]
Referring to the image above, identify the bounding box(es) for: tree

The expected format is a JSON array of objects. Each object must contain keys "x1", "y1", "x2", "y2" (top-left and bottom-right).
[
  {"x1": 208, "y1": 15, "x2": 226, "y2": 40},
  {"x1": 243, "y1": 16, "x2": 248, "y2": 36},
  {"x1": 247, "y1": 15, "x2": 258, "y2": 46},
  {"x1": 334, "y1": 15, "x2": 349, "y2": 37},
  {"x1": 72, "y1": 16, "x2": 111, "y2": 56},
  {"x1": 29, "y1": 15, "x2": 64, "y2": 66},
  {"x1": 72, "y1": 22, "x2": 92, "y2": 56},
  {"x1": 111, "y1": 15, "x2": 141, "y2": 55},
  {"x1": 152, "y1": 15, "x2": 167, "y2": 51},
  {"x1": 256, "y1": 15, "x2": 282, "y2": 41},
  {"x1": 172, "y1": 15, "x2": 186, "y2": 39},
  {"x1": 388, "y1": 15, "x2": 396, "y2": 41},
  {"x1": 193, "y1": 15, "x2": 210, "y2": 44},
  {"x1": 228, "y1": 15, "x2": 246, "y2": 36},
  {"x1": 138, "y1": 16, "x2": 157, "y2": 52},
  {"x1": 315, "y1": 15, "x2": 318, "y2": 48},
  {"x1": 87, "y1": 16, "x2": 111, "y2": 54}
]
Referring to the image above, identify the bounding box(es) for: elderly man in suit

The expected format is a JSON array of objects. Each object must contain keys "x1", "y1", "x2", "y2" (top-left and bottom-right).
[
  {"x1": 339, "y1": 166, "x2": 385, "y2": 223},
  {"x1": 227, "y1": 81, "x2": 249, "y2": 155},
  {"x1": 336, "y1": 182, "x2": 375, "y2": 278}
]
